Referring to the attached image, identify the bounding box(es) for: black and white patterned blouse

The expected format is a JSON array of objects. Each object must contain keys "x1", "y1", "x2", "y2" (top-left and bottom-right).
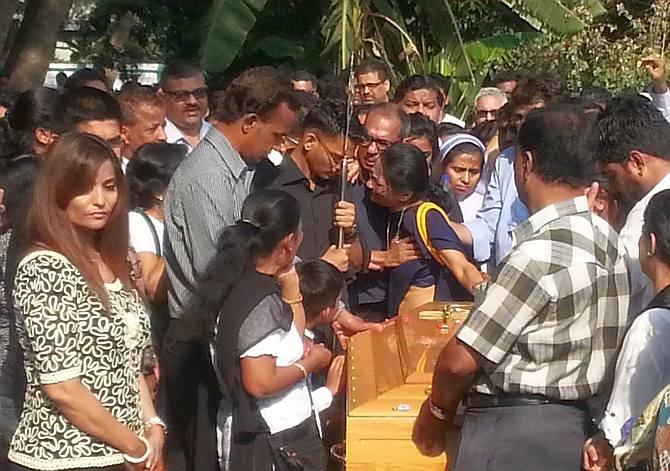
[{"x1": 9, "y1": 250, "x2": 151, "y2": 470}]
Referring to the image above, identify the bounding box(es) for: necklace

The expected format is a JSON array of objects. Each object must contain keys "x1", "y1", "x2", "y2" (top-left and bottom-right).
[{"x1": 386, "y1": 207, "x2": 408, "y2": 248}]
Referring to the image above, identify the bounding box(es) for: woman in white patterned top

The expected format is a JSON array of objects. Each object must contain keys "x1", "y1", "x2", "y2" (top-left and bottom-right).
[{"x1": 9, "y1": 133, "x2": 164, "y2": 471}]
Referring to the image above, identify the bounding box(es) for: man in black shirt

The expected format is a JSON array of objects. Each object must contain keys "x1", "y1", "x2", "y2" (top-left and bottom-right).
[{"x1": 255, "y1": 99, "x2": 365, "y2": 266}]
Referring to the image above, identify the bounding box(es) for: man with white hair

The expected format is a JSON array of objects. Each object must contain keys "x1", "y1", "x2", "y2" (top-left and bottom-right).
[{"x1": 473, "y1": 87, "x2": 507, "y2": 126}]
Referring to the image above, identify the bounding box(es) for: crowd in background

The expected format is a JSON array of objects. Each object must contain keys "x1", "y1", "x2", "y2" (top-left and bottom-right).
[{"x1": 0, "y1": 55, "x2": 669, "y2": 471}]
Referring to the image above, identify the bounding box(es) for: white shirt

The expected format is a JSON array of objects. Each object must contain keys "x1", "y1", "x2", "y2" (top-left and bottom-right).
[
  {"x1": 128, "y1": 211, "x2": 164, "y2": 255},
  {"x1": 121, "y1": 157, "x2": 129, "y2": 174},
  {"x1": 267, "y1": 149, "x2": 284, "y2": 166},
  {"x1": 458, "y1": 191, "x2": 485, "y2": 223},
  {"x1": 600, "y1": 307, "x2": 670, "y2": 446},
  {"x1": 650, "y1": 90, "x2": 670, "y2": 123},
  {"x1": 241, "y1": 322, "x2": 312, "y2": 434},
  {"x1": 164, "y1": 119, "x2": 212, "y2": 153},
  {"x1": 441, "y1": 113, "x2": 466, "y2": 128},
  {"x1": 218, "y1": 323, "x2": 332, "y2": 470},
  {"x1": 304, "y1": 328, "x2": 334, "y2": 414},
  {"x1": 619, "y1": 171, "x2": 670, "y2": 314}
]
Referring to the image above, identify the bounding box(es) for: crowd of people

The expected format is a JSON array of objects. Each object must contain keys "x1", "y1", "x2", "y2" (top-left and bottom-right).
[{"x1": 0, "y1": 54, "x2": 669, "y2": 471}]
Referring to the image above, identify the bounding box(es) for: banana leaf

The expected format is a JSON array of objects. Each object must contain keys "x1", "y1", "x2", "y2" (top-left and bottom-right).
[
  {"x1": 200, "y1": 0, "x2": 269, "y2": 74},
  {"x1": 500, "y1": 0, "x2": 605, "y2": 35}
]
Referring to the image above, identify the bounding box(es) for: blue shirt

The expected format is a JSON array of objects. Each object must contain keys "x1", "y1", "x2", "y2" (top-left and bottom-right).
[
  {"x1": 464, "y1": 147, "x2": 529, "y2": 267},
  {"x1": 388, "y1": 206, "x2": 471, "y2": 316}
]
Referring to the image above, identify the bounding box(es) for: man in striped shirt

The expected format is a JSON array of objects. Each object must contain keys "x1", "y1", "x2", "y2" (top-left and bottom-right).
[
  {"x1": 412, "y1": 104, "x2": 631, "y2": 470},
  {"x1": 161, "y1": 66, "x2": 299, "y2": 471}
]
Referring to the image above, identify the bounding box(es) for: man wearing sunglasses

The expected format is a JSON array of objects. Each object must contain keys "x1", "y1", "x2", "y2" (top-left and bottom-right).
[{"x1": 159, "y1": 60, "x2": 211, "y2": 153}]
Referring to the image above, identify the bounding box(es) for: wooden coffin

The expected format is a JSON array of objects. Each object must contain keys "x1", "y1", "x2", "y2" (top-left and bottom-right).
[{"x1": 345, "y1": 301, "x2": 472, "y2": 470}]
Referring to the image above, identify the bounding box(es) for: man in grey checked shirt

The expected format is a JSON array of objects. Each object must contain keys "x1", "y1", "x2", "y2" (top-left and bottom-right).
[{"x1": 413, "y1": 104, "x2": 632, "y2": 470}]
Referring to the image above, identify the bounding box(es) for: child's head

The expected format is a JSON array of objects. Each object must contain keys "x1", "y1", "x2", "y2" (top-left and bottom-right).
[
  {"x1": 440, "y1": 134, "x2": 485, "y2": 200},
  {"x1": 296, "y1": 260, "x2": 345, "y2": 328}
]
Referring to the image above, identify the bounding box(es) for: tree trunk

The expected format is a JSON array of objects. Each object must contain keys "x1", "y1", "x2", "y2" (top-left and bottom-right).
[
  {"x1": 0, "y1": 0, "x2": 21, "y2": 59},
  {"x1": 3, "y1": 0, "x2": 74, "y2": 92}
]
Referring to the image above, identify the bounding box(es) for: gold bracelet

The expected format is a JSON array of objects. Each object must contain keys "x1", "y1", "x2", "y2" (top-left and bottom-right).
[
  {"x1": 282, "y1": 295, "x2": 303, "y2": 305},
  {"x1": 292, "y1": 362, "x2": 307, "y2": 379}
]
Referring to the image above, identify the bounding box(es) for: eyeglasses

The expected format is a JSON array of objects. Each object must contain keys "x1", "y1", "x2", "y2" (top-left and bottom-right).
[
  {"x1": 361, "y1": 137, "x2": 394, "y2": 152},
  {"x1": 476, "y1": 109, "x2": 498, "y2": 119},
  {"x1": 354, "y1": 81, "x2": 383, "y2": 93},
  {"x1": 163, "y1": 87, "x2": 208, "y2": 102},
  {"x1": 315, "y1": 135, "x2": 354, "y2": 172}
]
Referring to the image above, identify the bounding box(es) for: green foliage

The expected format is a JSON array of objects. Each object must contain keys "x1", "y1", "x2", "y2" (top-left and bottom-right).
[
  {"x1": 200, "y1": 0, "x2": 270, "y2": 74},
  {"x1": 70, "y1": 0, "x2": 210, "y2": 72},
  {"x1": 499, "y1": 0, "x2": 670, "y2": 92}
]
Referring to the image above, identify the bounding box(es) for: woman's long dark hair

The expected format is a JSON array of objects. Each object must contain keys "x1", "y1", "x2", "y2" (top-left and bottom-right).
[
  {"x1": 187, "y1": 189, "x2": 301, "y2": 341},
  {"x1": 382, "y1": 143, "x2": 456, "y2": 215},
  {"x1": 26, "y1": 132, "x2": 130, "y2": 307}
]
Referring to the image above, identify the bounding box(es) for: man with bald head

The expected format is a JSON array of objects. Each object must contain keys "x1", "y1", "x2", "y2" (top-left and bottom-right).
[
  {"x1": 348, "y1": 103, "x2": 418, "y2": 320},
  {"x1": 356, "y1": 103, "x2": 410, "y2": 180}
]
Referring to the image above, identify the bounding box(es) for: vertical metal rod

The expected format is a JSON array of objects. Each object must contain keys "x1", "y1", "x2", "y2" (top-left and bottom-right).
[{"x1": 337, "y1": 54, "x2": 356, "y2": 249}]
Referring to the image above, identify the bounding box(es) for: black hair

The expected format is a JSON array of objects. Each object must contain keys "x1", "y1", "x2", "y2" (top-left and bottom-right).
[
  {"x1": 159, "y1": 59, "x2": 204, "y2": 88},
  {"x1": 355, "y1": 59, "x2": 389, "y2": 81},
  {"x1": 580, "y1": 86, "x2": 612, "y2": 103},
  {"x1": 407, "y1": 112, "x2": 438, "y2": 141},
  {"x1": 382, "y1": 143, "x2": 456, "y2": 214},
  {"x1": 443, "y1": 143, "x2": 485, "y2": 167},
  {"x1": 366, "y1": 103, "x2": 412, "y2": 140},
  {"x1": 518, "y1": 104, "x2": 599, "y2": 187},
  {"x1": 643, "y1": 189, "x2": 670, "y2": 266},
  {"x1": 406, "y1": 112, "x2": 439, "y2": 165},
  {"x1": 211, "y1": 66, "x2": 300, "y2": 124},
  {"x1": 510, "y1": 73, "x2": 566, "y2": 109},
  {"x1": 0, "y1": 89, "x2": 16, "y2": 110},
  {"x1": 316, "y1": 77, "x2": 348, "y2": 101},
  {"x1": 471, "y1": 120, "x2": 498, "y2": 146},
  {"x1": 292, "y1": 70, "x2": 317, "y2": 86},
  {"x1": 301, "y1": 98, "x2": 366, "y2": 142},
  {"x1": 426, "y1": 72, "x2": 452, "y2": 97},
  {"x1": 4, "y1": 87, "x2": 58, "y2": 156},
  {"x1": 296, "y1": 260, "x2": 344, "y2": 321},
  {"x1": 597, "y1": 94, "x2": 670, "y2": 164},
  {"x1": 187, "y1": 189, "x2": 301, "y2": 341},
  {"x1": 394, "y1": 75, "x2": 445, "y2": 108},
  {"x1": 491, "y1": 69, "x2": 523, "y2": 85},
  {"x1": 53, "y1": 87, "x2": 122, "y2": 134},
  {"x1": 126, "y1": 143, "x2": 187, "y2": 210},
  {"x1": 285, "y1": 91, "x2": 320, "y2": 137},
  {"x1": 437, "y1": 122, "x2": 464, "y2": 141},
  {"x1": 556, "y1": 95, "x2": 605, "y2": 114},
  {"x1": 0, "y1": 155, "x2": 40, "y2": 229},
  {"x1": 64, "y1": 68, "x2": 108, "y2": 91}
]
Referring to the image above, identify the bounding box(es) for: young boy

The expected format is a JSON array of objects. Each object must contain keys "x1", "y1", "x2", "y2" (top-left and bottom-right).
[{"x1": 296, "y1": 260, "x2": 347, "y2": 410}]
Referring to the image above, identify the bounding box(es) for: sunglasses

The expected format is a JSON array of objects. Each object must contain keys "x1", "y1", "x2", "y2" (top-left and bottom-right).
[{"x1": 163, "y1": 87, "x2": 208, "y2": 102}]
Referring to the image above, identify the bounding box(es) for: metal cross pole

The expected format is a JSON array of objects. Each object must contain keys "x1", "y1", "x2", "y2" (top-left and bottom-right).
[{"x1": 337, "y1": 54, "x2": 356, "y2": 249}]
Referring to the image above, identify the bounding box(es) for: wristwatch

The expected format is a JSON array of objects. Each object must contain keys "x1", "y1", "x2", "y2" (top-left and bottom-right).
[
  {"x1": 428, "y1": 398, "x2": 449, "y2": 421},
  {"x1": 144, "y1": 416, "x2": 167, "y2": 431}
]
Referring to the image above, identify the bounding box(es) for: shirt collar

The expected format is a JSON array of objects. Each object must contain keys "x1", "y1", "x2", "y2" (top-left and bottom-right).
[
  {"x1": 275, "y1": 155, "x2": 311, "y2": 187},
  {"x1": 164, "y1": 119, "x2": 212, "y2": 149},
  {"x1": 641, "y1": 171, "x2": 670, "y2": 206},
  {"x1": 204, "y1": 126, "x2": 249, "y2": 180},
  {"x1": 512, "y1": 195, "x2": 589, "y2": 246}
]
